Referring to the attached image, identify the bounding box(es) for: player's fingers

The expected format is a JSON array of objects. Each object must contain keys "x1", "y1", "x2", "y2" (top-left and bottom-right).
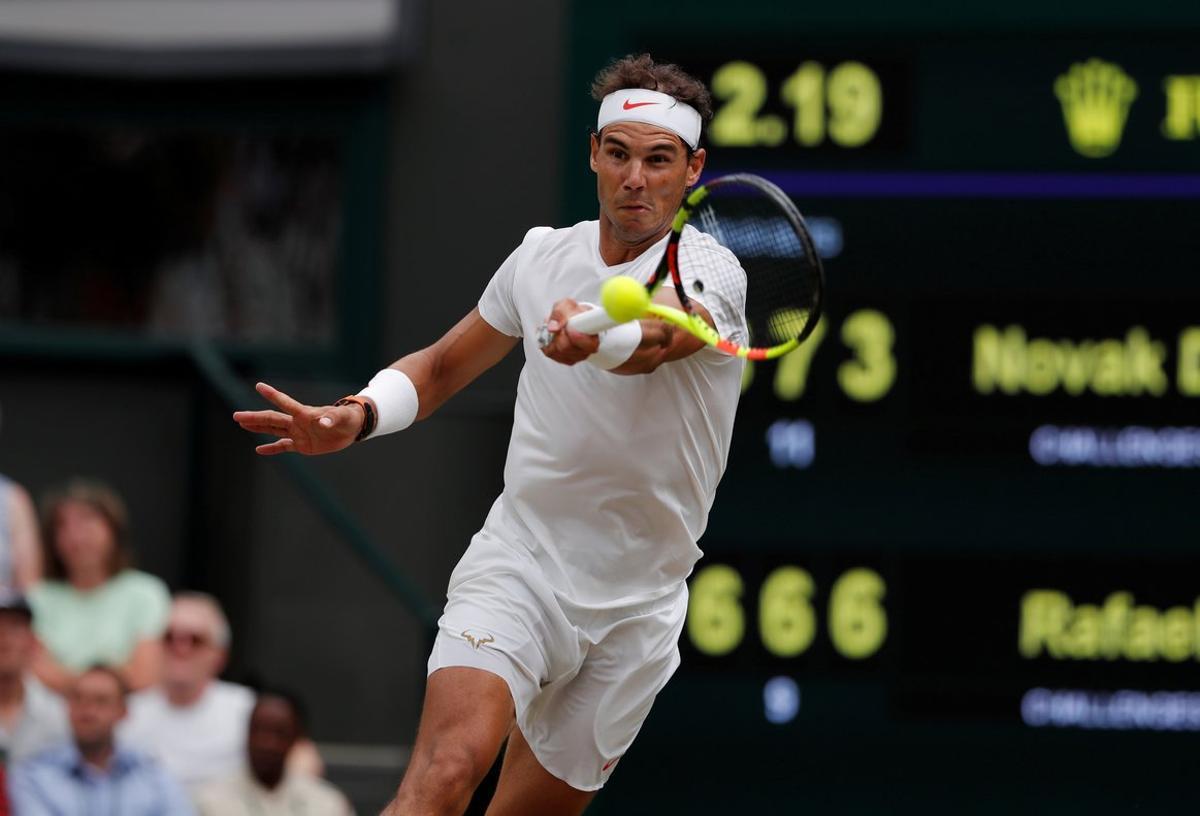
[
  {"x1": 547, "y1": 298, "x2": 581, "y2": 328},
  {"x1": 255, "y1": 382, "x2": 307, "y2": 415},
  {"x1": 564, "y1": 326, "x2": 600, "y2": 353},
  {"x1": 233, "y1": 411, "x2": 293, "y2": 435},
  {"x1": 233, "y1": 409, "x2": 292, "y2": 426},
  {"x1": 255, "y1": 438, "x2": 295, "y2": 456},
  {"x1": 236, "y1": 419, "x2": 285, "y2": 437},
  {"x1": 540, "y1": 339, "x2": 578, "y2": 365}
]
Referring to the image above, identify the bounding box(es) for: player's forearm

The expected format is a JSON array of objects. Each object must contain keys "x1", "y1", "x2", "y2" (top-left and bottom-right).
[
  {"x1": 388, "y1": 346, "x2": 446, "y2": 420},
  {"x1": 611, "y1": 313, "x2": 709, "y2": 375},
  {"x1": 383, "y1": 308, "x2": 517, "y2": 420}
]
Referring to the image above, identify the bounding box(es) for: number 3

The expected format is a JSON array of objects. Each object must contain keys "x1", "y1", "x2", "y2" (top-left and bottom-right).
[{"x1": 838, "y1": 309, "x2": 896, "y2": 402}]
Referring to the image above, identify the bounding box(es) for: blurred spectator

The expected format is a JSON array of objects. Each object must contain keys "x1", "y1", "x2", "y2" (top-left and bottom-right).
[
  {"x1": 195, "y1": 690, "x2": 353, "y2": 816},
  {"x1": 29, "y1": 480, "x2": 169, "y2": 694},
  {"x1": 0, "y1": 590, "x2": 68, "y2": 763},
  {"x1": 9, "y1": 666, "x2": 195, "y2": 815},
  {"x1": 118, "y1": 592, "x2": 253, "y2": 788},
  {"x1": 118, "y1": 592, "x2": 325, "y2": 789},
  {"x1": 0, "y1": 473, "x2": 43, "y2": 592}
]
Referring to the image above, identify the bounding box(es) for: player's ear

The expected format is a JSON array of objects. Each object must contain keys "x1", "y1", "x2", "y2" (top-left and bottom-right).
[
  {"x1": 589, "y1": 133, "x2": 600, "y2": 173},
  {"x1": 686, "y1": 148, "x2": 706, "y2": 187}
]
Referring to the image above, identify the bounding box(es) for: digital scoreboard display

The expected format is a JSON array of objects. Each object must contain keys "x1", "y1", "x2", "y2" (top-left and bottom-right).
[{"x1": 572, "y1": 28, "x2": 1200, "y2": 815}]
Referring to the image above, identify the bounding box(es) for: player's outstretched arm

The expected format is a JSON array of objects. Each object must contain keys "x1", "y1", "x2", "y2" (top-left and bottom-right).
[
  {"x1": 392, "y1": 307, "x2": 519, "y2": 419},
  {"x1": 233, "y1": 308, "x2": 517, "y2": 455}
]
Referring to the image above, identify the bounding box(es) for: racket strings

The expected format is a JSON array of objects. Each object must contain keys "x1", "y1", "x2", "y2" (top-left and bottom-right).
[
  {"x1": 687, "y1": 182, "x2": 822, "y2": 348},
  {"x1": 675, "y1": 237, "x2": 749, "y2": 346}
]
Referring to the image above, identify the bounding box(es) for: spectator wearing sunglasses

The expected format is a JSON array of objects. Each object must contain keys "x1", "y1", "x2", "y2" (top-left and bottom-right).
[
  {"x1": 119, "y1": 593, "x2": 324, "y2": 791},
  {"x1": 117, "y1": 592, "x2": 255, "y2": 790}
]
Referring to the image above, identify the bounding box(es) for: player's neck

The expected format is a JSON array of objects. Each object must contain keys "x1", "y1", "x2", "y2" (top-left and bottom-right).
[{"x1": 597, "y1": 217, "x2": 669, "y2": 266}]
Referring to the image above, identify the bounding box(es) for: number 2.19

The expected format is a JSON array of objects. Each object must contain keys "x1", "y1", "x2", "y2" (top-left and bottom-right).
[{"x1": 710, "y1": 60, "x2": 883, "y2": 149}]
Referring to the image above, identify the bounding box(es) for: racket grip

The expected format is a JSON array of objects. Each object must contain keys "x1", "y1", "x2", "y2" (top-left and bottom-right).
[{"x1": 568, "y1": 307, "x2": 619, "y2": 334}]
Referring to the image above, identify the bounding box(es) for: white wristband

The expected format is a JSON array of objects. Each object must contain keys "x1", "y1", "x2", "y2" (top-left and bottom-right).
[
  {"x1": 357, "y1": 368, "x2": 419, "y2": 438},
  {"x1": 587, "y1": 320, "x2": 643, "y2": 370}
]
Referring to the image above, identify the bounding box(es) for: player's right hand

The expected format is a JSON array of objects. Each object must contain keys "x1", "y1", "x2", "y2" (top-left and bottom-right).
[
  {"x1": 541, "y1": 298, "x2": 601, "y2": 365},
  {"x1": 232, "y1": 382, "x2": 364, "y2": 456}
]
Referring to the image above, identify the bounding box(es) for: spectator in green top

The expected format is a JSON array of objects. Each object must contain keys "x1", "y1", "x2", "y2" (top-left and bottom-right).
[{"x1": 28, "y1": 479, "x2": 169, "y2": 694}]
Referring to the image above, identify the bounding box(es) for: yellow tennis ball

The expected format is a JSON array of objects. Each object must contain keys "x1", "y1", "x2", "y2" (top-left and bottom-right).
[{"x1": 601, "y1": 275, "x2": 650, "y2": 323}]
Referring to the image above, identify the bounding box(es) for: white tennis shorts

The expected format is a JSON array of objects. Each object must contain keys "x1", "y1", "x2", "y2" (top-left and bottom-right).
[{"x1": 426, "y1": 528, "x2": 687, "y2": 791}]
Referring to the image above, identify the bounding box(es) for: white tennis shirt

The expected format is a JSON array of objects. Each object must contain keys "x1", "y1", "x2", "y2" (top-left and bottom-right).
[{"x1": 476, "y1": 220, "x2": 746, "y2": 609}]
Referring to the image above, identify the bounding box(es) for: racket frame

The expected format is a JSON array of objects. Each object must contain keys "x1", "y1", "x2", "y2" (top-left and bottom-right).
[
  {"x1": 661, "y1": 173, "x2": 825, "y2": 360},
  {"x1": 543, "y1": 173, "x2": 824, "y2": 360}
]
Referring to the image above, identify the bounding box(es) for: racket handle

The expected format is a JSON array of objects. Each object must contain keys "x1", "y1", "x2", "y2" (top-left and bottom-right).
[{"x1": 567, "y1": 307, "x2": 619, "y2": 334}]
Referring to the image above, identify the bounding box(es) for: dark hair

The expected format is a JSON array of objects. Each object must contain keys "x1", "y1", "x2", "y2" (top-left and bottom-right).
[
  {"x1": 79, "y1": 664, "x2": 130, "y2": 699},
  {"x1": 252, "y1": 685, "x2": 309, "y2": 735},
  {"x1": 591, "y1": 53, "x2": 714, "y2": 146},
  {"x1": 40, "y1": 479, "x2": 134, "y2": 581}
]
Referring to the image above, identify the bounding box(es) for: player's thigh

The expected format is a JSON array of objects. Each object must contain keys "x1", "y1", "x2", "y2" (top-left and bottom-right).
[
  {"x1": 516, "y1": 588, "x2": 688, "y2": 791},
  {"x1": 486, "y1": 726, "x2": 595, "y2": 816},
  {"x1": 408, "y1": 666, "x2": 515, "y2": 779}
]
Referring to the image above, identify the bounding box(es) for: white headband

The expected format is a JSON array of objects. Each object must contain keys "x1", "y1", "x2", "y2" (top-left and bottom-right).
[{"x1": 597, "y1": 89, "x2": 701, "y2": 150}]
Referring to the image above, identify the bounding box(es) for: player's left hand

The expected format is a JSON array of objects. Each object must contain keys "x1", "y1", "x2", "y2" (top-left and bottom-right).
[
  {"x1": 232, "y1": 382, "x2": 363, "y2": 456},
  {"x1": 541, "y1": 299, "x2": 601, "y2": 365}
]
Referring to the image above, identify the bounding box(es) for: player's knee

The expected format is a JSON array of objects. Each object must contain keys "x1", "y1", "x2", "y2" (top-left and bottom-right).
[{"x1": 419, "y1": 741, "x2": 489, "y2": 800}]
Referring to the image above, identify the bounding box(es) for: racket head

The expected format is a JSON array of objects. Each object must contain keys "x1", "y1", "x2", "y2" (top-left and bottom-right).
[{"x1": 667, "y1": 173, "x2": 825, "y2": 359}]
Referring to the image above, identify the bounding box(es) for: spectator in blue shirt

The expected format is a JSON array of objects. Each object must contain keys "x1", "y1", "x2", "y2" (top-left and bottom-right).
[{"x1": 9, "y1": 665, "x2": 194, "y2": 815}]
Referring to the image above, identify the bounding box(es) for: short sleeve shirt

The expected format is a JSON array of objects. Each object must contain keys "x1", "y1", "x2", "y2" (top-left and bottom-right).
[
  {"x1": 119, "y1": 681, "x2": 255, "y2": 789},
  {"x1": 29, "y1": 570, "x2": 171, "y2": 670},
  {"x1": 195, "y1": 770, "x2": 355, "y2": 816},
  {"x1": 474, "y1": 221, "x2": 747, "y2": 609}
]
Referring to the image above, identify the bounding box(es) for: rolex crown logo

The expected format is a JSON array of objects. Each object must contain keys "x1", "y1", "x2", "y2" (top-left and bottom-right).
[{"x1": 1054, "y1": 58, "x2": 1138, "y2": 158}]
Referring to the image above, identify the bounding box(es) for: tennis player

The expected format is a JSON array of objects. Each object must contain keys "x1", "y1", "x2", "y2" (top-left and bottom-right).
[{"x1": 234, "y1": 54, "x2": 747, "y2": 816}]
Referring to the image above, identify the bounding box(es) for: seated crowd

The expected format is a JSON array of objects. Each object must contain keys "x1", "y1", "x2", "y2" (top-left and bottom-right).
[{"x1": 0, "y1": 474, "x2": 354, "y2": 815}]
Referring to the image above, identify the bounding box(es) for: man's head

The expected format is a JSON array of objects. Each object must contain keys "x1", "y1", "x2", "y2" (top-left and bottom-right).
[
  {"x1": 69, "y1": 666, "x2": 128, "y2": 754},
  {"x1": 0, "y1": 594, "x2": 35, "y2": 680},
  {"x1": 589, "y1": 54, "x2": 713, "y2": 248},
  {"x1": 247, "y1": 689, "x2": 306, "y2": 789},
  {"x1": 161, "y1": 592, "x2": 231, "y2": 703}
]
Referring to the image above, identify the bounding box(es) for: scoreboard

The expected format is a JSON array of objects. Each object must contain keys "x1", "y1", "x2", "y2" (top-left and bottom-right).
[{"x1": 568, "y1": 8, "x2": 1200, "y2": 814}]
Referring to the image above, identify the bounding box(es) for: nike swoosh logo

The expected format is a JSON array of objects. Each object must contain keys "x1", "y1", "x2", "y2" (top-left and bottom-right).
[{"x1": 622, "y1": 100, "x2": 659, "y2": 110}]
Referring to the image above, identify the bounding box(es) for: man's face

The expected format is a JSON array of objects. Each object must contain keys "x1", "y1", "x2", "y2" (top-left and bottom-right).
[
  {"x1": 69, "y1": 670, "x2": 126, "y2": 749},
  {"x1": 162, "y1": 599, "x2": 225, "y2": 688},
  {"x1": 0, "y1": 611, "x2": 34, "y2": 676},
  {"x1": 247, "y1": 696, "x2": 300, "y2": 785},
  {"x1": 590, "y1": 122, "x2": 706, "y2": 247}
]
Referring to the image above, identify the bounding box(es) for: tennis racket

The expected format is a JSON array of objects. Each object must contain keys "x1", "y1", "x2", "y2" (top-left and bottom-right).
[{"x1": 537, "y1": 173, "x2": 824, "y2": 360}]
